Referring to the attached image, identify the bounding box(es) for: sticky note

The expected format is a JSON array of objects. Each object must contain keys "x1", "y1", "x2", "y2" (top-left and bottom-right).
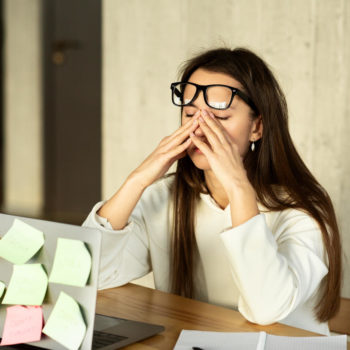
[
  {"x1": 0, "y1": 219, "x2": 44, "y2": 264},
  {"x1": 2, "y1": 264, "x2": 48, "y2": 305},
  {"x1": 0, "y1": 281, "x2": 5, "y2": 299},
  {"x1": 43, "y1": 291, "x2": 86, "y2": 350},
  {"x1": 49, "y1": 238, "x2": 91, "y2": 287},
  {"x1": 0, "y1": 305, "x2": 43, "y2": 345}
]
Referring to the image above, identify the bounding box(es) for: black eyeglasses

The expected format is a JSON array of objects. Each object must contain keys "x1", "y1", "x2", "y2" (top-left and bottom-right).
[{"x1": 170, "y1": 82, "x2": 258, "y2": 114}]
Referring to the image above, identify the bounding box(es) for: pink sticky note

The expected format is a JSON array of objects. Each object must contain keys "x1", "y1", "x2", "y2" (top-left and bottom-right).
[{"x1": 0, "y1": 305, "x2": 43, "y2": 346}]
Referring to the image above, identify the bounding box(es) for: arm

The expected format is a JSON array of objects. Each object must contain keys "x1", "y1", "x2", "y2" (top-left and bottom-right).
[
  {"x1": 220, "y1": 210, "x2": 328, "y2": 325},
  {"x1": 190, "y1": 111, "x2": 327, "y2": 324},
  {"x1": 98, "y1": 113, "x2": 200, "y2": 230},
  {"x1": 84, "y1": 115, "x2": 200, "y2": 287},
  {"x1": 83, "y1": 200, "x2": 151, "y2": 289}
]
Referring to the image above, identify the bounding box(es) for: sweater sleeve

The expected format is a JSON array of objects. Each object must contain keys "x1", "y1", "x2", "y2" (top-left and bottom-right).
[
  {"x1": 220, "y1": 210, "x2": 328, "y2": 325},
  {"x1": 82, "y1": 201, "x2": 151, "y2": 290}
]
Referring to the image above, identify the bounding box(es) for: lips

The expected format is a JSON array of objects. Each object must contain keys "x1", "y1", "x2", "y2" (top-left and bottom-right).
[{"x1": 189, "y1": 139, "x2": 209, "y2": 154}]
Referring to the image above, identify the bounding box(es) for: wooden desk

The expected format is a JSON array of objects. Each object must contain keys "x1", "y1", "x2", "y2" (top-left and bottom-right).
[{"x1": 96, "y1": 283, "x2": 349, "y2": 350}]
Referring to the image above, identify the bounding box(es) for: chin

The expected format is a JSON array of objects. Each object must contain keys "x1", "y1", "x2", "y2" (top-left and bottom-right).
[{"x1": 188, "y1": 153, "x2": 211, "y2": 171}]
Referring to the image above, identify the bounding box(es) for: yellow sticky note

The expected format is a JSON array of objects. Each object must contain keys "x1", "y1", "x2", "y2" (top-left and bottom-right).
[
  {"x1": 2, "y1": 264, "x2": 48, "y2": 305},
  {"x1": 0, "y1": 219, "x2": 44, "y2": 264},
  {"x1": 49, "y1": 238, "x2": 91, "y2": 287},
  {"x1": 0, "y1": 281, "x2": 5, "y2": 299},
  {"x1": 43, "y1": 291, "x2": 86, "y2": 350}
]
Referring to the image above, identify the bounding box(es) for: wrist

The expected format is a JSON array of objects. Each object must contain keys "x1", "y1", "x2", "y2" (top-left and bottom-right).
[
  {"x1": 126, "y1": 171, "x2": 149, "y2": 192},
  {"x1": 227, "y1": 177, "x2": 257, "y2": 203}
]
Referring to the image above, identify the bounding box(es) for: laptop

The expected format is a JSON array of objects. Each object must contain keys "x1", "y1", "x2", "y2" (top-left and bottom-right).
[{"x1": 0, "y1": 213, "x2": 164, "y2": 349}]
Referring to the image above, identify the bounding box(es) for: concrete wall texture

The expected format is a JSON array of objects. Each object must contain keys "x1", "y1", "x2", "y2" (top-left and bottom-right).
[
  {"x1": 4, "y1": 0, "x2": 350, "y2": 297},
  {"x1": 102, "y1": 0, "x2": 350, "y2": 296}
]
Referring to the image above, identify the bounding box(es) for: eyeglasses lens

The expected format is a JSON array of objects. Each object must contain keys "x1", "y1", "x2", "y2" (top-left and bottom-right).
[
  {"x1": 206, "y1": 86, "x2": 232, "y2": 109},
  {"x1": 173, "y1": 83, "x2": 233, "y2": 110},
  {"x1": 172, "y1": 83, "x2": 197, "y2": 105}
]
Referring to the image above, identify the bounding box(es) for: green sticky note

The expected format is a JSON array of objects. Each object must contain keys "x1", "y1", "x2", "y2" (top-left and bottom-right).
[
  {"x1": 43, "y1": 291, "x2": 86, "y2": 350},
  {"x1": 0, "y1": 219, "x2": 44, "y2": 264},
  {"x1": 0, "y1": 280, "x2": 5, "y2": 299},
  {"x1": 49, "y1": 238, "x2": 91, "y2": 287},
  {"x1": 2, "y1": 264, "x2": 48, "y2": 305}
]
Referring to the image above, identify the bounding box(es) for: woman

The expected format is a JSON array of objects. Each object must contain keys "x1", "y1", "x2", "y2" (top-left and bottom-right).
[{"x1": 83, "y1": 48, "x2": 341, "y2": 335}]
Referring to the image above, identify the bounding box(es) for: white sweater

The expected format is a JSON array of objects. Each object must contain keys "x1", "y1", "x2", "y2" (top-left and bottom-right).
[{"x1": 83, "y1": 176, "x2": 329, "y2": 335}]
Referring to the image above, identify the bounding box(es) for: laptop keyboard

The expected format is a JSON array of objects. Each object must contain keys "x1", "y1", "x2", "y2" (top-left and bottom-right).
[{"x1": 92, "y1": 330, "x2": 127, "y2": 349}]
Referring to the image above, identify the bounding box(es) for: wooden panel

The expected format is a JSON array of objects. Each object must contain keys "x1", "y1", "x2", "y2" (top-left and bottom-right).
[{"x1": 329, "y1": 298, "x2": 350, "y2": 335}]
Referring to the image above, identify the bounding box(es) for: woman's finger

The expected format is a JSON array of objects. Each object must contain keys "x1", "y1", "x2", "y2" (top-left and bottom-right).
[
  {"x1": 166, "y1": 110, "x2": 200, "y2": 142},
  {"x1": 163, "y1": 118, "x2": 199, "y2": 151},
  {"x1": 167, "y1": 137, "x2": 192, "y2": 160},
  {"x1": 202, "y1": 110, "x2": 231, "y2": 145},
  {"x1": 197, "y1": 116, "x2": 222, "y2": 150},
  {"x1": 189, "y1": 132, "x2": 212, "y2": 157}
]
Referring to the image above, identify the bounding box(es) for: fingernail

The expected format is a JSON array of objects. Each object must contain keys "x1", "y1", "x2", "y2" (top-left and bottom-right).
[
  {"x1": 193, "y1": 120, "x2": 198, "y2": 126},
  {"x1": 201, "y1": 110, "x2": 208, "y2": 116},
  {"x1": 199, "y1": 117, "x2": 204, "y2": 123},
  {"x1": 194, "y1": 110, "x2": 200, "y2": 117},
  {"x1": 209, "y1": 112, "x2": 215, "y2": 119},
  {"x1": 190, "y1": 132, "x2": 195, "y2": 137}
]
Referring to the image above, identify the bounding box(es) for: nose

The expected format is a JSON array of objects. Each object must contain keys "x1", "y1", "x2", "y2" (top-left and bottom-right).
[
  {"x1": 192, "y1": 93, "x2": 208, "y2": 139},
  {"x1": 194, "y1": 118, "x2": 205, "y2": 137}
]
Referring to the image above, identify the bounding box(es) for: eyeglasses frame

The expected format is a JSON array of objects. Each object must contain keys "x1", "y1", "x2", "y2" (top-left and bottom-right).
[{"x1": 170, "y1": 81, "x2": 259, "y2": 114}]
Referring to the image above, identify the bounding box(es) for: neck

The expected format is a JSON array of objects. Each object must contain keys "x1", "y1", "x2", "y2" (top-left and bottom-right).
[{"x1": 204, "y1": 170, "x2": 229, "y2": 209}]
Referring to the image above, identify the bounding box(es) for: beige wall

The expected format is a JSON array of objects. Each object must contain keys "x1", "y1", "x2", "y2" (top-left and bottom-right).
[
  {"x1": 3, "y1": 0, "x2": 43, "y2": 217},
  {"x1": 103, "y1": 0, "x2": 350, "y2": 296},
  {"x1": 3, "y1": 0, "x2": 349, "y2": 297}
]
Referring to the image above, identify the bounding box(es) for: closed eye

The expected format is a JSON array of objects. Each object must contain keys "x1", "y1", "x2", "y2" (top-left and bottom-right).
[
  {"x1": 214, "y1": 115, "x2": 229, "y2": 120},
  {"x1": 186, "y1": 114, "x2": 229, "y2": 120}
]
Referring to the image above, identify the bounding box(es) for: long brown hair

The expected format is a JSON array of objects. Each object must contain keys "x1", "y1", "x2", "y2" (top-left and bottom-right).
[{"x1": 170, "y1": 48, "x2": 341, "y2": 322}]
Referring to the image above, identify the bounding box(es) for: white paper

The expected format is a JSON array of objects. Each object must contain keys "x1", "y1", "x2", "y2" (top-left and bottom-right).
[
  {"x1": 174, "y1": 330, "x2": 260, "y2": 350},
  {"x1": 265, "y1": 333, "x2": 347, "y2": 350},
  {"x1": 173, "y1": 330, "x2": 347, "y2": 350}
]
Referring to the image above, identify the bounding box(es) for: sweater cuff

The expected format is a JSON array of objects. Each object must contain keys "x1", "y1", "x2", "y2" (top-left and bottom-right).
[{"x1": 83, "y1": 201, "x2": 134, "y2": 234}]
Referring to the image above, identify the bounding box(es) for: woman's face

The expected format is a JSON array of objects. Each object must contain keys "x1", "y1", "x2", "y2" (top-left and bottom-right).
[{"x1": 181, "y1": 68, "x2": 262, "y2": 171}]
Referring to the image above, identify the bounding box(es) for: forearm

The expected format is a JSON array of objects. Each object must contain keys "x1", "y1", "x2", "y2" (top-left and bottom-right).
[
  {"x1": 221, "y1": 211, "x2": 328, "y2": 324},
  {"x1": 98, "y1": 173, "x2": 146, "y2": 230},
  {"x1": 228, "y1": 180, "x2": 259, "y2": 227}
]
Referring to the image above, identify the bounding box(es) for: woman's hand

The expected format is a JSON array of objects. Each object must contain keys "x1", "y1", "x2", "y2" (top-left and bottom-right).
[
  {"x1": 190, "y1": 110, "x2": 249, "y2": 194},
  {"x1": 190, "y1": 110, "x2": 259, "y2": 227},
  {"x1": 130, "y1": 111, "x2": 200, "y2": 190}
]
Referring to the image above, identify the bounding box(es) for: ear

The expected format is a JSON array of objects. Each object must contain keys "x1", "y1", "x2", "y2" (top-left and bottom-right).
[{"x1": 250, "y1": 116, "x2": 263, "y2": 142}]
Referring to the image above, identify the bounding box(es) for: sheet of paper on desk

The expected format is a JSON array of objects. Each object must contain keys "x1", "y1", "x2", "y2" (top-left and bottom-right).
[
  {"x1": 0, "y1": 219, "x2": 44, "y2": 264},
  {"x1": 174, "y1": 330, "x2": 347, "y2": 350},
  {"x1": 1, "y1": 264, "x2": 48, "y2": 305},
  {"x1": 49, "y1": 237, "x2": 91, "y2": 287},
  {"x1": 42, "y1": 291, "x2": 86, "y2": 350},
  {"x1": 0, "y1": 305, "x2": 43, "y2": 345}
]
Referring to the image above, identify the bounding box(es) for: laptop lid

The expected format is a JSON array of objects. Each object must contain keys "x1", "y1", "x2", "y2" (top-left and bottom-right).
[
  {"x1": 0, "y1": 213, "x2": 102, "y2": 349},
  {"x1": 0, "y1": 213, "x2": 164, "y2": 350}
]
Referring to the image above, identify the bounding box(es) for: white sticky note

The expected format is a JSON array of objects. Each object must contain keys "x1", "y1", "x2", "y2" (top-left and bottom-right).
[
  {"x1": 2, "y1": 264, "x2": 48, "y2": 305},
  {"x1": 43, "y1": 291, "x2": 86, "y2": 350},
  {"x1": 0, "y1": 219, "x2": 44, "y2": 264},
  {"x1": 49, "y1": 238, "x2": 91, "y2": 287}
]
